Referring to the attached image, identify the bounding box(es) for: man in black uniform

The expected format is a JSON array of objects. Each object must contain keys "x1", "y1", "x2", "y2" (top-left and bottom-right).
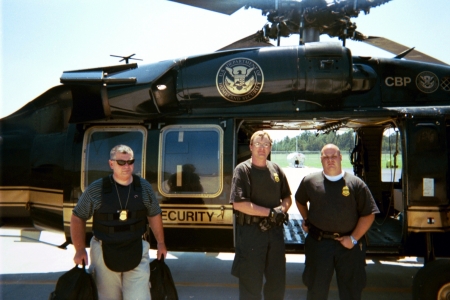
[
  {"x1": 230, "y1": 130, "x2": 292, "y2": 300},
  {"x1": 295, "y1": 144, "x2": 379, "y2": 300},
  {"x1": 71, "y1": 144, "x2": 167, "y2": 300}
]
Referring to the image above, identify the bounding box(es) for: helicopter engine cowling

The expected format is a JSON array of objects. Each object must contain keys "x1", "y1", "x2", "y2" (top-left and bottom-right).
[
  {"x1": 176, "y1": 42, "x2": 358, "y2": 109},
  {"x1": 62, "y1": 43, "x2": 378, "y2": 122}
]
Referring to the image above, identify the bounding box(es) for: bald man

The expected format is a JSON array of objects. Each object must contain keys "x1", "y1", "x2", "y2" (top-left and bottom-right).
[{"x1": 295, "y1": 144, "x2": 379, "y2": 300}]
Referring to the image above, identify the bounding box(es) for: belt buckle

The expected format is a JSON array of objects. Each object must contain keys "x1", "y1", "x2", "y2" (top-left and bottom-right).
[{"x1": 333, "y1": 233, "x2": 340, "y2": 238}]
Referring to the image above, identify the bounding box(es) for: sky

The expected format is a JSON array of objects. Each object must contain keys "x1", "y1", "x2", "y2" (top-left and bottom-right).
[{"x1": 2, "y1": 0, "x2": 450, "y2": 125}]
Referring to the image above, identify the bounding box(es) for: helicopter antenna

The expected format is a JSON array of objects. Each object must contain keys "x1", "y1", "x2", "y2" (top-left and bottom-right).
[
  {"x1": 394, "y1": 47, "x2": 415, "y2": 60},
  {"x1": 110, "y1": 54, "x2": 143, "y2": 64}
]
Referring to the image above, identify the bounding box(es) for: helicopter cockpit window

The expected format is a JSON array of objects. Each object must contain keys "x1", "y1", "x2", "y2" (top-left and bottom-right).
[
  {"x1": 159, "y1": 125, "x2": 223, "y2": 198},
  {"x1": 81, "y1": 126, "x2": 147, "y2": 191}
]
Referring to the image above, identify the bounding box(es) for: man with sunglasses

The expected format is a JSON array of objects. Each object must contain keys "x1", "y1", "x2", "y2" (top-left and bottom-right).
[
  {"x1": 295, "y1": 144, "x2": 379, "y2": 300},
  {"x1": 71, "y1": 144, "x2": 167, "y2": 300},
  {"x1": 230, "y1": 130, "x2": 292, "y2": 300}
]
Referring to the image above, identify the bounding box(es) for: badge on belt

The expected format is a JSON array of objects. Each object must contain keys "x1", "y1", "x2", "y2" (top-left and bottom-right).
[
  {"x1": 342, "y1": 186, "x2": 350, "y2": 196},
  {"x1": 273, "y1": 173, "x2": 280, "y2": 182}
]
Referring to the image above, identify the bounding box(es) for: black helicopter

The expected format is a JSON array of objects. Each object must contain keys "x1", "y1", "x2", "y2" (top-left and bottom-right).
[{"x1": 1, "y1": 0, "x2": 449, "y2": 298}]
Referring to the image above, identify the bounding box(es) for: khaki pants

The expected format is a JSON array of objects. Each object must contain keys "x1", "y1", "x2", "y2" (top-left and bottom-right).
[{"x1": 89, "y1": 237, "x2": 151, "y2": 300}]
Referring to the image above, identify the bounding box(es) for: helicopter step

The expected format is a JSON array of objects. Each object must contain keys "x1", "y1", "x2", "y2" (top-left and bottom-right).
[{"x1": 283, "y1": 214, "x2": 306, "y2": 246}]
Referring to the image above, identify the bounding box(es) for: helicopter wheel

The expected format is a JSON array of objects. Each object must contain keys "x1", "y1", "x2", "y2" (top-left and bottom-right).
[{"x1": 412, "y1": 259, "x2": 450, "y2": 300}]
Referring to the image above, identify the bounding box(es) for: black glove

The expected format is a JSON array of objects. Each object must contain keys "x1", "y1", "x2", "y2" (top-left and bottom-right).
[
  {"x1": 259, "y1": 218, "x2": 272, "y2": 232},
  {"x1": 268, "y1": 206, "x2": 289, "y2": 226}
]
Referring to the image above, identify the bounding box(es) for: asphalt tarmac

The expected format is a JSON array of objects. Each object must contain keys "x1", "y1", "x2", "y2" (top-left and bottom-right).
[
  {"x1": 0, "y1": 226, "x2": 423, "y2": 300},
  {"x1": 1, "y1": 167, "x2": 418, "y2": 299}
]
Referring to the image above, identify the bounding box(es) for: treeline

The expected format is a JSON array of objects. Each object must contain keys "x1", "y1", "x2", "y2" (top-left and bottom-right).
[{"x1": 272, "y1": 131, "x2": 400, "y2": 152}]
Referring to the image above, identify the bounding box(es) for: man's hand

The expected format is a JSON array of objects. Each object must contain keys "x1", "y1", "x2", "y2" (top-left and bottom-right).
[
  {"x1": 74, "y1": 249, "x2": 89, "y2": 265},
  {"x1": 268, "y1": 206, "x2": 288, "y2": 226},
  {"x1": 301, "y1": 219, "x2": 309, "y2": 233},
  {"x1": 335, "y1": 236, "x2": 355, "y2": 249},
  {"x1": 157, "y1": 242, "x2": 167, "y2": 260}
]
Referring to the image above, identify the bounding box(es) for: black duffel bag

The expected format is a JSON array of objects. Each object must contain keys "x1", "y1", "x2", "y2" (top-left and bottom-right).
[
  {"x1": 150, "y1": 256, "x2": 178, "y2": 300},
  {"x1": 49, "y1": 261, "x2": 98, "y2": 300}
]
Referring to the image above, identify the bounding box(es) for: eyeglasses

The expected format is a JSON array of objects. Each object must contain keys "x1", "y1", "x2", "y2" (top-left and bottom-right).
[
  {"x1": 253, "y1": 142, "x2": 271, "y2": 148},
  {"x1": 112, "y1": 159, "x2": 135, "y2": 166}
]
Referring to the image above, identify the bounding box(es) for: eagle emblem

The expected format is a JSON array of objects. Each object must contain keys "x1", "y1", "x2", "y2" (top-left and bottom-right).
[
  {"x1": 216, "y1": 58, "x2": 264, "y2": 102},
  {"x1": 416, "y1": 71, "x2": 439, "y2": 93}
]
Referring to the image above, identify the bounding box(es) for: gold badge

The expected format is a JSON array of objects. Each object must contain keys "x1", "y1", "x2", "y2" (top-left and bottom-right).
[
  {"x1": 274, "y1": 173, "x2": 280, "y2": 182},
  {"x1": 119, "y1": 210, "x2": 128, "y2": 221},
  {"x1": 342, "y1": 186, "x2": 350, "y2": 197}
]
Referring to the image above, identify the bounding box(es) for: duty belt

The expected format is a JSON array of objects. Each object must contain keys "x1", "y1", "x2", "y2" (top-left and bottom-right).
[
  {"x1": 94, "y1": 209, "x2": 147, "y2": 221},
  {"x1": 308, "y1": 222, "x2": 352, "y2": 241},
  {"x1": 235, "y1": 211, "x2": 263, "y2": 225},
  {"x1": 93, "y1": 219, "x2": 147, "y2": 234}
]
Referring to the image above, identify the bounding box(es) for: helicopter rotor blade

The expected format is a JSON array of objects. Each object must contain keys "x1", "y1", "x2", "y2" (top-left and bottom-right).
[
  {"x1": 361, "y1": 36, "x2": 448, "y2": 66},
  {"x1": 110, "y1": 54, "x2": 143, "y2": 62},
  {"x1": 217, "y1": 31, "x2": 273, "y2": 51},
  {"x1": 168, "y1": 0, "x2": 246, "y2": 15},
  {"x1": 169, "y1": 1, "x2": 446, "y2": 65}
]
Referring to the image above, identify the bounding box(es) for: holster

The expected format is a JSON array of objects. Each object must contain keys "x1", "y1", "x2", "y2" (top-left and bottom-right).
[
  {"x1": 244, "y1": 214, "x2": 252, "y2": 225},
  {"x1": 235, "y1": 211, "x2": 245, "y2": 225}
]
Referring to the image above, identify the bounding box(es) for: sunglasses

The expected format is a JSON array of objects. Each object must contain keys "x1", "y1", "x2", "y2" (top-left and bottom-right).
[{"x1": 112, "y1": 159, "x2": 135, "y2": 166}]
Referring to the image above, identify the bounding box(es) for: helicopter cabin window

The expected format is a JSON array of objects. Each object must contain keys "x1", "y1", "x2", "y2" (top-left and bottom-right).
[
  {"x1": 159, "y1": 125, "x2": 223, "y2": 198},
  {"x1": 81, "y1": 126, "x2": 147, "y2": 191}
]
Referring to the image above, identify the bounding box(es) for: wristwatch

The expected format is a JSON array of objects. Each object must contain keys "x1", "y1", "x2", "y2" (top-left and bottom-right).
[{"x1": 350, "y1": 235, "x2": 358, "y2": 245}]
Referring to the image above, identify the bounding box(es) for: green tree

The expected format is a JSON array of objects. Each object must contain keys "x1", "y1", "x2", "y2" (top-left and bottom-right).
[{"x1": 273, "y1": 130, "x2": 356, "y2": 152}]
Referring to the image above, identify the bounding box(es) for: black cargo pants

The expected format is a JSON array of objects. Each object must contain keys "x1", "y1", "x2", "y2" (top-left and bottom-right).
[
  {"x1": 231, "y1": 223, "x2": 286, "y2": 300},
  {"x1": 303, "y1": 234, "x2": 367, "y2": 300}
]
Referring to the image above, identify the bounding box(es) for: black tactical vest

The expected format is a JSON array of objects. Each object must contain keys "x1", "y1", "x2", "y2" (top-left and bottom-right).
[{"x1": 93, "y1": 174, "x2": 148, "y2": 272}]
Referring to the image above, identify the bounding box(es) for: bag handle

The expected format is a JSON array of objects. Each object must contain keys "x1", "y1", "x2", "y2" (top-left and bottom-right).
[{"x1": 75, "y1": 259, "x2": 87, "y2": 272}]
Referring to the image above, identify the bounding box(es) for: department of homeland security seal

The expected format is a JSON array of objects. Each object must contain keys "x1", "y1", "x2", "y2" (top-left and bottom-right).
[
  {"x1": 416, "y1": 71, "x2": 439, "y2": 93},
  {"x1": 216, "y1": 58, "x2": 264, "y2": 102}
]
